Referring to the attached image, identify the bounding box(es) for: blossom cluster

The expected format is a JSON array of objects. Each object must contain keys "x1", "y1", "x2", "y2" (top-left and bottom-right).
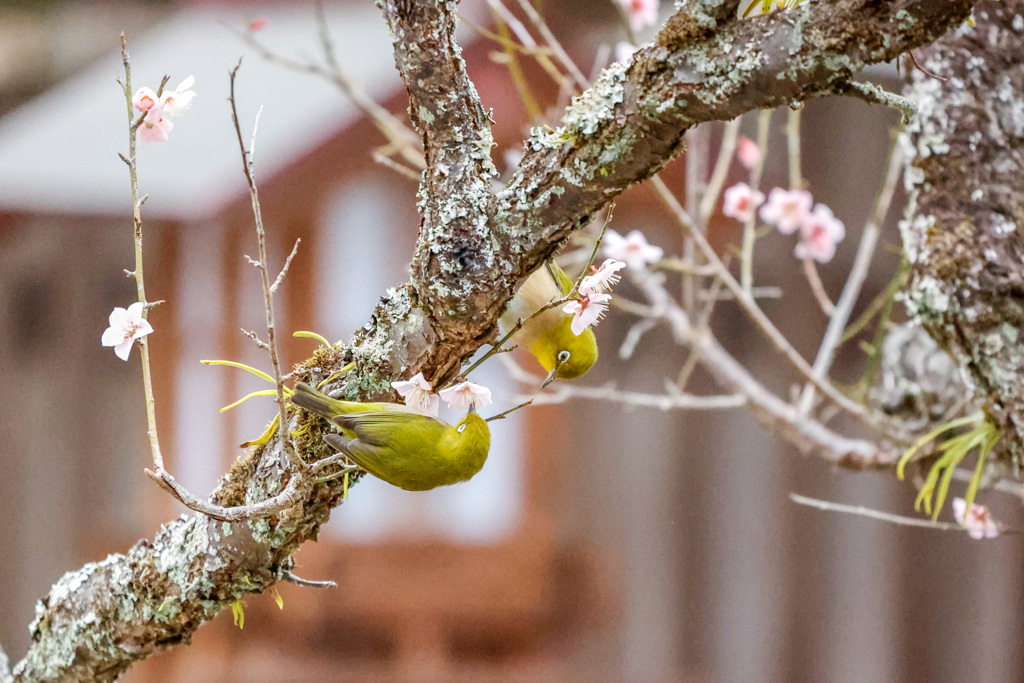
[
  {"x1": 723, "y1": 184, "x2": 846, "y2": 263},
  {"x1": 131, "y1": 76, "x2": 196, "y2": 146},
  {"x1": 952, "y1": 497, "x2": 1000, "y2": 540},
  {"x1": 392, "y1": 373, "x2": 493, "y2": 417}
]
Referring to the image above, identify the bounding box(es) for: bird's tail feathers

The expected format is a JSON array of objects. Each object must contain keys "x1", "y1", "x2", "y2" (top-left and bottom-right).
[{"x1": 290, "y1": 381, "x2": 338, "y2": 418}]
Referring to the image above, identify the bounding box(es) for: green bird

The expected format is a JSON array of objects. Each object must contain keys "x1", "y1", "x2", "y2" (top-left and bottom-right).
[
  {"x1": 291, "y1": 381, "x2": 490, "y2": 491},
  {"x1": 500, "y1": 260, "x2": 599, "y2": 386}
]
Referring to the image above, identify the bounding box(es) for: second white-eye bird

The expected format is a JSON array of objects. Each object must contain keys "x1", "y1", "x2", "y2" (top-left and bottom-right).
[{"x1": 500, "y1": 260, "x2": 598, "y2": 386}]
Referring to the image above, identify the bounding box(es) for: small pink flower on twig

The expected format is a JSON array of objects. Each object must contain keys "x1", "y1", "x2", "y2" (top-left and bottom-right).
[
  {"x1": 794, "y1": 204, "x2": 845, "y2": 263},
  {"x1": 617, "y1": 0, "x2": 660, "y2": 32},
  {"x1": 580, "y1": 259, "x2": 626, "y2": 295},
  {"x1": 132, "y1": 87, "x2": 159, "y2": 112},
  {"x1": 603, "y1": 229, "x2": 663, "y2": 270},
  {"x1": 391, "y1": 372, "x2": 440, "y2": 416},
  {"x1": 137, "y1": 109, "x2": 174, "y2": 146},
  {"x1": 439, "y1": 381, "x2": 493, "y2": 412},
  {"x1": 759, "y1": 187, "x2": 813, "y2": 234},
  {"x1": 564, "y1": 291, "x2": 611, "y2": 336},
  {"x1": 952, "y1": 497, "x2": 1000, "y2": 540},
  {"x1": 722, "y1": 182, "x2": 765, "y2": 222},
  {"x1": 101, "y1": 302, "x2": 153, "y2": 361},
  {"x1": 736, "y1": 136, "x2": 761, "y2": 170}
]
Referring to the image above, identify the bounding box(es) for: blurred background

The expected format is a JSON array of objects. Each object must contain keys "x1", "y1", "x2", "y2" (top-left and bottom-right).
[{"x1": 0, "y1": 1, "x2": 1022, "y2": 681}]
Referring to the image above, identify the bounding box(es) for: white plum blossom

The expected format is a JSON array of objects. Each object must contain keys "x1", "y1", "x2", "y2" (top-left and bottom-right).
[
  {"x1": 722, "y1": 182, "x2": 765, "y2": 222},
  {"x1": 159, "y1": 75, "x2": 196, "y2": 117},
  {"x1": 952, "y1": 498, "x2": 1000, "y2": 540},
  {"x1": 580, "y1": 259, "x2": 626, "y2": 295},
  {"x1": 794, "y1": 204, "x2": 846, "y2": 263},
  {"x1": 736, "y1": 136, "x2": 761, "y2": 169},
  {"x1": 564, "y1": 291, "x2": 611, "y2": 336},
  {"x1": 759, "y1": 187, "x2": 813, "y2": 234},
  {"x1": 617, "y1": 0, "x2": 659, "y2": 32},
  {"x1": 439, "y1": 381, "x2": 493, "y2": 412},
  {"x1": 391, "y1": 372, "x2": 440, "y2": 417},
  {"x1": 101, "y1": 302, "x2": 153, "y2": 361},
  {"x1": 603, "y1": 229, "x2": 663, "y2": 270}
]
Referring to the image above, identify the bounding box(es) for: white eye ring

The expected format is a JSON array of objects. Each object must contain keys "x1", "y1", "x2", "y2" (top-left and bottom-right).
[
  {"x1": 457, "y1": 424, "x2": 467, "y2": 433},
  {"x1": 557, "y1": 350, "x2": 570, "y2": 363}
]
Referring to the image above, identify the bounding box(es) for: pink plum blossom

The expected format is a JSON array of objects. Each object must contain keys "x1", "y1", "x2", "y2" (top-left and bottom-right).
[
  {"x1": 952, "y1": 498, "x2": 999, "y2": 540},
  {"x1": 794, "y1": 204, "x2": 845, "y2": 263},
  {"x1": 439, "y1": 381, "x2": 493, "y2": 412},
  {"x1": 617, "y1": 0, "x2": 659, "y2": 32},
  {"x1": 759, "y1": 187, "x2": 813, "y2": 234},
  {"x1": 736, "y1": 136, "x2": 761, "y2": 169},
  {"x1": 564, "y1": 291, "x2": 611, "y2": 336},
  {"x1": 603, "y1": 229, "x2": 663, "y2": 270},
  {"x1": 101, "y1": 302, "x2": 153, "y2": 361},
  {"x1": 391, "y1": 372, "x2": 440, "y2": 416},
  {"x1": 159, "y1": 76, "x2": 196, "y2": 117},
  {"x1": 580, "y1": 259, "x2": 626, "y2": 295},
  {"x1": 722, "y1": 182, "x2": 765, "y2": 222},
  {"x1": 136, "y1": 109, "x2": 174, "y2": 146},
  {"x1": 132, "y1": 87, "x2": 159, "y2": 112}
]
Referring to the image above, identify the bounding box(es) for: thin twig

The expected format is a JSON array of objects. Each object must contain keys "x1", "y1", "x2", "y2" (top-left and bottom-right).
[
  {"x1": 697, "y1": 117, "x2": 741, "y2": 226},
  {"x1": 120, "y1": 34, "x2": 165, "y2": 473},
  {"x1": 146, "y1": 468, "x2": 304, "y2": 522},
  {"x1": 484, "y1": 0, "x2": 570, "y2": 90},
  {"x1": 789, "y1": 493, "x2": 965, "y2": 531},
  {"x1": 229, "y1": 60, "x2": 307, "y2": 473},
  {"x1": 486, "y1": 399, "x2": 534, "y2": 421},
  {"x1": 281, "y1": 570, "x2": 337, "y2": 589},
  {"x1": 271, "y1": 238, "x2": 302, "y2": 293},
  {"x1": 740, "y1": 110, "x2": 771, "y2": 291},
  {"x1": 801, "y1": 257, "x2": 835, "y2": 316},
  {"x1": 512, "y1": 0, "x2": 589, "y2": 90},
  {"x1": 787, "y1": 106, "x2": 803, "y2": 190},
  {"x1": 683, "y1": 126, "x2": 710, "y2": 312},
  {"x1": 797, "y1": 139, "x2": 904, "y2": 415}
]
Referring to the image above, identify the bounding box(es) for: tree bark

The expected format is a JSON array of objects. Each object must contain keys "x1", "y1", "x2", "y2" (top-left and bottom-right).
[
  {"x1": 901, "y1": 0, "x2": 1024, "y2": 471},
  {"x1": 10, "y1": 1, "x2": 975, "y2": 679}
]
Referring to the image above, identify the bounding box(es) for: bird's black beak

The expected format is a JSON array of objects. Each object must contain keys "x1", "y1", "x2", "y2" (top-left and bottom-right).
[
  {"x1": 468, "y1": 403, "x2": 478, "y2": 415},
  {"x1": 542, "y1": 366, "x2": 558, "y2": 388}
]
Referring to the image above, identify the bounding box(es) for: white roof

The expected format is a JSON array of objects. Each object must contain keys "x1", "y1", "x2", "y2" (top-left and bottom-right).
[{"x1": 0, "y1": 4, "x2": 404, "y2": 221}]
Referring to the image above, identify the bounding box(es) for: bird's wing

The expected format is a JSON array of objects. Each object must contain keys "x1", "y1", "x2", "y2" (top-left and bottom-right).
[
  {"x1": 332, "y1": 411, "x2": 447, "y2": 447},
  {"x1": 545, "y1": 259, "x2": 577, "y2": 297}
]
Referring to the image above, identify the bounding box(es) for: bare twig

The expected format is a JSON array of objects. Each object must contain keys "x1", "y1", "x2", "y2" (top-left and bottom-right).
[
  {"x1": 740, "y1": 110, "x2": 771, "y2": 291},
  {"x1": 797, "y1": 139, "x2": 903, "y2": 415},
  {"x1": 242, "y1": 329, "x2": 270, "y2": 351},
  {"x1": 698, "y1": 117, "x2": 742, "y2": 226},
  {"x1": 683, "y1": 126, "x2": 710, "y2": 312},
  {"x1": 787, "y1": 106, "x2": 803, "y2": 190},
  {"x1": 119, "y1": 35, "x2": 165, "y2": 473},
  {"x1": 802, "y1": 257, "x2": 836, "y2": 316},
  {"x1": 511, "y1": 0, "x2": 589, "y2": 91},
  {"x1": 146, "y1": 468, "x2": 303, "y2": 522},
  {"x1": 281, "y1": 570, "x2": 338, "y2": 589},
  {"x1": 271, "y1": 238, "x2": 302, "y2": 293},
  {"x1": 789, "y1": 493, "x2": 964, "y2": 530},
  {"x1": 486, "y1": 399, "x2": 534, "y2": 421},
  {"x1": 229, "y1": 60, "x2": 307, "y2": 473}
]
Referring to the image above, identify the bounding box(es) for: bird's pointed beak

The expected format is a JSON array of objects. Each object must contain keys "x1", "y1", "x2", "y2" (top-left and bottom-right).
[
  {"x1": 468, "y1": 403, "x2": 478, "y2": 415},
  {"x1": 542, "y1": 367, "x2": 558, "y2": 388}
]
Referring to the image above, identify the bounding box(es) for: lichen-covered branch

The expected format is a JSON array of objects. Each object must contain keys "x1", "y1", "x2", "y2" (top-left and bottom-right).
[
  {"x1": 900, "y1": 0, "x2": 1024, "y2": 470},
  {"x1": 12, "y1": 1, "x2": 977, "y2": 679}
]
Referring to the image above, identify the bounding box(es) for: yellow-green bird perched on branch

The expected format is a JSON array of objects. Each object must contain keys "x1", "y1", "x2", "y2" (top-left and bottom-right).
[
  {"x1": 500, "y1": 260, "x2": 600, "y2": 386},
  {"x1": 291, "y1": 382, "x2": 490, "y2": 491}
]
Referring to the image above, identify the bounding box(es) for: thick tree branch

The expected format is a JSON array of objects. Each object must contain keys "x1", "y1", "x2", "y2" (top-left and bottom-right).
[
  {"x1": 13, "y1": 1, "x2": 976, "y2": 679},
  {"x1": 900, "y1": 0, "x2": 1024, "y2": 470}
]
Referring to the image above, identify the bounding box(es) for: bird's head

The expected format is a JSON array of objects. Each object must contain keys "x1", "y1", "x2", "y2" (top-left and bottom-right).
[{"x1": 533, "y1": 316, "x2": 599, "y2": 387}]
